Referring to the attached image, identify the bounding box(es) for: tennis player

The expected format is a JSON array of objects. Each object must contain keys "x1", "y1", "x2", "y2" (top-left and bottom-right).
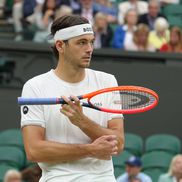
[{"x1": 20, "y1": 15, "x2": 124, "y2": 182}]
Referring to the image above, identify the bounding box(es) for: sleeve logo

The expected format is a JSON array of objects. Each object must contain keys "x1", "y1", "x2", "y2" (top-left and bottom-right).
[{"x1": 23, "y1": 106, "x2": 29, "y2": 114}]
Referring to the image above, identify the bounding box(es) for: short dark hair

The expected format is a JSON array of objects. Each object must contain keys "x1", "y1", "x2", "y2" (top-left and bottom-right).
[{"x1": 51, "y1": 15, "x2": 89, "y2": 59}]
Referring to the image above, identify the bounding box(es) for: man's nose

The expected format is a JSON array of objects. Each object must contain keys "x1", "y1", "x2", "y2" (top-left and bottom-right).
[{"x1": 86, "y1": 43, "x2": 93, "y2": 53}]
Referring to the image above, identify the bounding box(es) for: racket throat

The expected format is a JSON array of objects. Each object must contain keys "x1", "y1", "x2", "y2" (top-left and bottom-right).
[{"x1": 81, "y1": 102, "x2": 101, "y2": 111}]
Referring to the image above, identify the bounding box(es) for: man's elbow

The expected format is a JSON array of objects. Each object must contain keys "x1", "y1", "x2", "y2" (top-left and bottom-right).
[
  {"x1": 25, "y1": 147, "x2": 39, "y2": 162},
  {"x1": 24, "y1": 142, "x2": 43, "y2": 162}
]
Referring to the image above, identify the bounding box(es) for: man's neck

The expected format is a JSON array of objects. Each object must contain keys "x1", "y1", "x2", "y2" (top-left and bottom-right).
[{"x1": 54, "y1": 61, "x2": 86, "y2": 83}]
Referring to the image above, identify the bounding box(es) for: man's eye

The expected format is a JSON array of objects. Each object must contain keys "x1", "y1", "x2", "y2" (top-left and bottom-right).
[
  {"x1": 91, "y1": 40, "x2": 94, "y2": 45},
  {"x1": 79, "y1": 41, "x2": 86, "y2": 45}
]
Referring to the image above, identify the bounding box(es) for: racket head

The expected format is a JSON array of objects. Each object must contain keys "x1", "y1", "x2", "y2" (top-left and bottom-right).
[{"x1": 84, "y1": 86, "x2": 159, "y2": 114}]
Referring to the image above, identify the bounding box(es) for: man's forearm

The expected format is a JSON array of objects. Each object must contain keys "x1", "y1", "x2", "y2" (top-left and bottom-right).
[
  {"x1": 22, "y1": 126, "x2": 118, "y2": 163},
  {"x1": 26, "y1": 140, "x2": 92, "y2": 163},
  {"x1": 25, "y1": 136, "x2": 120, "y2": 164},
  {"x1": 77, "y1": 116, "x2": 124, "y2": 152}
]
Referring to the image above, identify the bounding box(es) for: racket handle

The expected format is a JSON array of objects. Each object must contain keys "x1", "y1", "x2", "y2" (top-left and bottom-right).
[
  {"x1": 18, "y1": 96, "x2": 84, "y2": 105},
  {"x1": 18, "y1": 97, "x2": 62, "y2": 105}
]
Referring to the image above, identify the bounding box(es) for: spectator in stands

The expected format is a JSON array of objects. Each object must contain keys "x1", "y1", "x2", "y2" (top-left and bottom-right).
[
  {"x1": 93, "y1": 12, "x2": 113, "y2": 49},
  {"x1": 0, "y1": 0, "x2": 14, "y2": 19},
  {"x1": 125, "y1": 23, "x2": 155, "y2": 51},
  {"x1": 117, "y1": 156, "x2": 152, "y2": 182},
  {"x1": 148, "y1": 17, "x2": 169, "y2": 50},
  {"x1": 138, "y1": 0, "x2": 165, "y2": 30},
  {"x1": 0, "y1": 0, "x2": 6, "y2": 18},
  {"x1": 118, "y1": 0, "x2": 148, "y2": 25},
  {"x1": 55, "y1": 5, "x2": 73, "y2": 19},
  {"x1": 160, "y1": 26, "x2": 182, "y2": 53},
  {"x1": 73, "y1": 0, "x2": 98, "y2": 24},
  {"x1": 158, "y1": 154, "x2": 182, "y2": 182},
  {"x1": 23, "y1": 0, "x2": 37, "y2": 19},
  {"x1": 112, "y1": 9, "x2": 138, "y2": 49},
  {"x1": 13, "y1": 0, "x2": 79, "y2": 41},
  {"x1": 4, "y1": 169, "x2": 22, "y2": 182},
  {"x1": 94, "y1": 0, "x2": 118, "y2": 23},
  {"x1": 33, "y1": 3, "x2": 73, "y2": 43},
  {"x1": 36, "y1": 0, "x2": 57, "y2": 27},
  {"x1": 12, "y1": 0, "x2": 23, "y2": 41},
  {"x1": 33, "y1": 0, "x2": 57, "y2": 42},
  {"x1": 56, "y1": 0, "x2": 80, "y2": 11},
  {"x1": 20, "y1": 1, "x2": 44, "y2": 41},
  {"x1": 21, "y1": 165, "x2": 42, "y2": 182}
]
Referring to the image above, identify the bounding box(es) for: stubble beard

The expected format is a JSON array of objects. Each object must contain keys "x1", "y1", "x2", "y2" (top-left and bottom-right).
[{"x1": 79, "y1": 61, "x2": 90, "y2": 68}]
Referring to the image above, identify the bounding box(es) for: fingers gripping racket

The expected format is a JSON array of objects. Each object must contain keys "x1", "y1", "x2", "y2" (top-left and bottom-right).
[{"x1": 18, "y1": 86, "x2": 159, "y2": 114}]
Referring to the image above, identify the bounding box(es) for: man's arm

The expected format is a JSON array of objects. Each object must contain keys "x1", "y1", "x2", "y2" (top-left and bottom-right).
[
  {"x1": 60, "y1": 96, "x2": 125, "y2": 154},
  {"x1": 22, "y1": 125, "x2": 118, "y2": 163}
]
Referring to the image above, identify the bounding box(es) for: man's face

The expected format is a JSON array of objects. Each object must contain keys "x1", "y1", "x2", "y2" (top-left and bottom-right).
[
  {"x1": 125, "y1": 10, "x2": 138, "y2": 26},
  {"x1": 173, "y1": 156, "x2": 182, "y2": 179},
  {"x1": 126, "y1": 165, "x2": 141, "y2": 177},
  {"x1": 95, "y1": 17, "x2": 107, "y2": 31},
  {"x1": 62, "y1": 34, "x2": 95, "y2": 69},
  {"x1": 170, "y1": 30, "x2": 180, "y2": 45},
  {"x1": 149, "y1": 3, "x2": 159, "y2": 17},
  {"x1": 80, "y1": 0, "x2": 93, "y2": 9}
]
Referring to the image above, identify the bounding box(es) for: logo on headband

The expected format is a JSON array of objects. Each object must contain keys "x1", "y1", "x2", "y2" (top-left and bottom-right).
[{"x1": 83, "y1": 27, "x2": 92, "y2": 32}]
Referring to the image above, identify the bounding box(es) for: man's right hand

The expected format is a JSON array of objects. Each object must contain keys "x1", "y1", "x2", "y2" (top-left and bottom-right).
[{"x1": 89, "y1": 135, "x2": 118, "y2": 160}]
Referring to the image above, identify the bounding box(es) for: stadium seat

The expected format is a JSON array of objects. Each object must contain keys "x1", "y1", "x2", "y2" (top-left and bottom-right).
[
  {"x1": 0, "y1": 129, "x2": 37, "y2": 169},
  {"x1": 143, "y1": 168, "x2": 165, "y2": 182},
  {"x1": 162, "y1": 4, "x2": 182, "y2": 17},
  {"x1": 141, "y1": 151, "x2": 174, "y2": 171},
  {"x1": 116, "y1": 0, "x2": 123, "y2": 3},
  {"x1": 113, "y1": 150, "x2": 133, "y2": 167},
  {"x1": 0, "y1": 164, "x2": 18, "y2": 182},
  {"x1": 145, "y1": 134, "x2": 181, "y2": 154},
  {"x1": 166, "y1": 15, "x2": 182, "y2": 28},
  {"x1": 0, "y1": 146, "x2": 26, "y2": 170},
  {"x1": 124, "y1": 133, "x2": 143, "y2": 156},
  {"x1": 0, "y1": 128, "x2": 24, "y2": 149},
  {"x1": 113, "y1": 150, "x2": 133, "y2": 177},
  {"x1": 114, "y1": 166, "x2": 125, "y2": 178}
]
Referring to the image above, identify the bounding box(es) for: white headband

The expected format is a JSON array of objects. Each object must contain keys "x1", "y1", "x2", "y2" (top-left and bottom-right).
[{"x1": 54, "y1": 23, "x2": 94, "y2": 42}]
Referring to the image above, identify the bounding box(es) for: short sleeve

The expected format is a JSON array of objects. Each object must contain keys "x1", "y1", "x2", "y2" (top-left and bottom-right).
[{"x1": 20, "y1": 81, "x2": 46, "y2": 128}]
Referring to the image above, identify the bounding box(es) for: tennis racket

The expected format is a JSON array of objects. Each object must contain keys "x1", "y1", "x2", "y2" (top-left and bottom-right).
[{"x1": 18, "y1": 86, "x2": 159, "y2": 114}]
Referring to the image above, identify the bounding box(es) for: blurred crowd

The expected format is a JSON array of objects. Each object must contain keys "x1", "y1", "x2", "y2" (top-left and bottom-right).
[
  {"x1": 116, "y1": 154, "x2": 182, "y2": 182},
  {"x1": 0, "y1": 0, "x2": 182, "y2": 53}
]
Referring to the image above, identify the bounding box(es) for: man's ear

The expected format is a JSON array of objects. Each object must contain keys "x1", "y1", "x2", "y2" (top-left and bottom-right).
[{"x1": 55, "y1": 40, "x2": 64, "y2": 53}]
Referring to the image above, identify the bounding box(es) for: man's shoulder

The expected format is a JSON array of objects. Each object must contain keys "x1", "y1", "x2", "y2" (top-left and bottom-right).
[{"x1": 24, "y1": 70, "x2": 51, "y2": 87}]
